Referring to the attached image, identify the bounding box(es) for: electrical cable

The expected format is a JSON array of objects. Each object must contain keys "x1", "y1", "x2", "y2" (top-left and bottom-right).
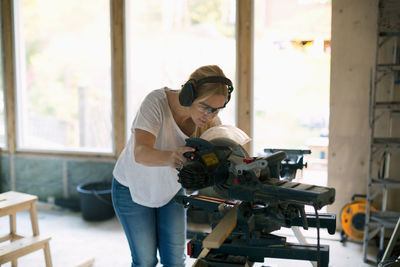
[{"x1": 314, "y1": 206, "x2": 321, "y2": 267}]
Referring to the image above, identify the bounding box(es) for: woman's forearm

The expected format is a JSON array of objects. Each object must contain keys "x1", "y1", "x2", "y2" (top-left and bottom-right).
[{"x1": 134, "y1": 144, "x2": 172, "y2": 166}]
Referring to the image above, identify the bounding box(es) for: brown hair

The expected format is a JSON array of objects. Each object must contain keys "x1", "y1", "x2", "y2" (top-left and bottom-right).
[{"x1": 187, "y1": 65, "x2": 229, "y2": 137}]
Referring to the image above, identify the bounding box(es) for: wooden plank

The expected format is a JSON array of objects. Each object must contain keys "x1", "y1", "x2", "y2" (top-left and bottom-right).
[
  {"x1": 236, "y1": 0, "x2": 253, "y2": 154},
  {"x1": 111, "y1": 0, "x2": 126, "y2": 157},
  {"x1": 0, "y1": 235, "x2": 51, "y2": 264},
  {"x1": 192, "y1": 195, "x2": 237, "y2": 205},
  {"x1": 75, "y1": 258, "x2": 95, "y2": 267},
  {"x1": 192, "y1": 248, "x2": 210, "y2": 267},
  {"x1": 0, "y1": 234, "x2": 23, "y2": 243},
  {"x1": 0, "y1": 191, "x2": 37, "y2": 212},
  {"x1": 0, "y1": 202, "x2": 31, "y2": 217},
  {"x1": 1, "y1": 0, "x2": 16, "y2": 153},
  {"x1": 202, "y1": 205, "x2": 238, "y2": 249}
]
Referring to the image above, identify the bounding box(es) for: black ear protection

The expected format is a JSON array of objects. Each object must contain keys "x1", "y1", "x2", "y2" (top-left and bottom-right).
[{"x1": 179, "y1": 76, "x2": 234, "y2": 107}]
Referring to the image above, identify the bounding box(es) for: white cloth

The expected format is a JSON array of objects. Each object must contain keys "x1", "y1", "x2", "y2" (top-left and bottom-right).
[{"x1": 113, "y1": 88, "x2": 188, "y2": 208}]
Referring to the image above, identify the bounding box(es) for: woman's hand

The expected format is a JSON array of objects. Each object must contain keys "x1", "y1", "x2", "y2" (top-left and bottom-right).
[{"x1": 169, "y1": 146, "x2": 195, "y2": 169}]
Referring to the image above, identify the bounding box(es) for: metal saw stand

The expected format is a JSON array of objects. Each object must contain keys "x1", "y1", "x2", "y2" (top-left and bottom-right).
[
  {"x1": 291, "y1": 226, "x2": 318, "y2": 267},
  {"x1": 189, "y1": 233, "x2": 330, "y2": 267},
  {"x1": 180, "y1": 195, "x2": 335, "y2": 267}
]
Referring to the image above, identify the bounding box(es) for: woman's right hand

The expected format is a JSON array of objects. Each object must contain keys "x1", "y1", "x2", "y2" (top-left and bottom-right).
[{"x1": 169, "y1": 146, "x2": 195, "y2": 169}]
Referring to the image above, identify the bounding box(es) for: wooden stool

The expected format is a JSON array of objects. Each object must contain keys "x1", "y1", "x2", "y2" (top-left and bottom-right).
[{"x1": 0, "y1": 191, "x2": 52, "y2": 267}]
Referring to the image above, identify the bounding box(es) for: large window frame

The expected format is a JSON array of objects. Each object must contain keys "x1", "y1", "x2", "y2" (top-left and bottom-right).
[
  {"x1": 0, "y1": 0, "x2": 253, "y2": 158},
  {"x1": 12, "y1": 0, "x2": 115, "y2": 155},
  {"x1": 0, "y1": 2, "x2": 7, "y2": 149},
  {"x1": 1, "y1": 0, "x2": 16, "y2": 153},
  {"x1": 124, "y1": 0, "x2": 238, "y2": 143}
]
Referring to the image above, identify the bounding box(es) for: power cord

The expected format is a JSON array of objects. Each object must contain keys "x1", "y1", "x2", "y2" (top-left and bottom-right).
[{"x1": 314, "y1": 206, "x2": 321, "y2": 267}]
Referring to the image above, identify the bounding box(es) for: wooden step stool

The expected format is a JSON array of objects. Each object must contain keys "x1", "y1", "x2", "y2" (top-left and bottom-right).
[{"x1": 0, "y1": 191, "x2": 52, "y2": 266}]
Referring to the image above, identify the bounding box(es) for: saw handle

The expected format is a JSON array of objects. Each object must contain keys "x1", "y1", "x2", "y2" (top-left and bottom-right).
[{"x1": 183, "y1": 138, "x2": 215, "y2": 158}]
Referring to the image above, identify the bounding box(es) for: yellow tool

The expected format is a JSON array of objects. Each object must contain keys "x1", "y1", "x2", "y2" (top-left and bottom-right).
[{"x1": 340, "y1": 194, "x2": 376, "y2": 241}]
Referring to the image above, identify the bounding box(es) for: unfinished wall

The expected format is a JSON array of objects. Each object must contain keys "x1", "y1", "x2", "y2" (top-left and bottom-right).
[
  {"x1": 374, "y1": 36, "x2": 400, "y2": 212},
  {"x1": 328, "y1": 0, "x2": 378, "y2": 215},
  {"x1": 0, "y1": 153, "x2": 115, "y2": 203}
]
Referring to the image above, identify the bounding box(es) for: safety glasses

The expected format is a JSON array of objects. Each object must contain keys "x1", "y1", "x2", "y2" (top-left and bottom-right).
[{"x1": 197, "y1": 102, "x2": 227, "y2": 115}]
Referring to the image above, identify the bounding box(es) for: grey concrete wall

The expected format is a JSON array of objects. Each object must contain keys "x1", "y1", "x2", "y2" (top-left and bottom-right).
[
  {"x1": 328, "y1": 0, "x2": 378, "y2": 215},
  {"x1": 329, "y1": 0, "x2": 400, "y2": 221},
  {"x1": 0, "y1": 153, "x2": 115, "y2": 202}
]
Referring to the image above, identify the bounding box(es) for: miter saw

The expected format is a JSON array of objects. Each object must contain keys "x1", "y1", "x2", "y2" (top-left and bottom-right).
[{"x1": 174, "y1": 126, "x2": 336, "y2": 267}]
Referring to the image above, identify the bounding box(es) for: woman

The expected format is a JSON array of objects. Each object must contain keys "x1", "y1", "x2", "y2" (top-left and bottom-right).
[{"x1": 112, "y1": 65, "x2": 234, "y2": 267}]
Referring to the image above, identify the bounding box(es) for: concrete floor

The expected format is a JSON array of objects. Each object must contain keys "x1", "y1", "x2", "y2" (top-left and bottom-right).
[{"x1": 0, "y1": 201, "x2": 381, "y2": 267}]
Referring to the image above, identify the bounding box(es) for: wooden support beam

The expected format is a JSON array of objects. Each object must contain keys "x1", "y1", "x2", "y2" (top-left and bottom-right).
[
  {"x1": 1, "y1": 0, "x2": 17, "y2": 153},
  {"x1": 111, "y1": 0, "x2": 126, "y2": 157},
  {"x1": 236, "y1": 0, "x2": 254, "y2": 154}
]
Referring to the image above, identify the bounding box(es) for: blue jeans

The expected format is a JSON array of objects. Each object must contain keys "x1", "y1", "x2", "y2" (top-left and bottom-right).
[{"x1": 111, "y1": 178, "x2": 186, "y2": 267}]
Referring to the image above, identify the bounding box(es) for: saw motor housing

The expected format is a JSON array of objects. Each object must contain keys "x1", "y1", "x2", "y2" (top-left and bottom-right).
[
  {"x1": 178, "y1": 137, "x2": 284, "y2": 195},
  {"x1": 175, "y1": 137, "x2": 337, "y2": 265}
]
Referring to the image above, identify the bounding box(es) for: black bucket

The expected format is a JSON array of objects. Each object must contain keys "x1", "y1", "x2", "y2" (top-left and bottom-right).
[{"x1": 77, "y1": 181, "x2": 115, "y2": 221}]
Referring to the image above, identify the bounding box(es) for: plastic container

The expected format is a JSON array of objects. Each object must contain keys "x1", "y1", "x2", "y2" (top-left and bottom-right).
[{"x1": 77, "y1": 181, "x2": 115, "y2": 221}]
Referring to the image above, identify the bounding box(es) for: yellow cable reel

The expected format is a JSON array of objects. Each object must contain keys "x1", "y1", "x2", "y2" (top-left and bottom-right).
[{"x1": 340, "y1": 194, "x2": 376, "y2": 241}]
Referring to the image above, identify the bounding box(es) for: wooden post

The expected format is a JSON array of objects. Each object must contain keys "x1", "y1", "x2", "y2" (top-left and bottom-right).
[
  {"x1": 9, "y1": 213, "x2": 16, "y2": 238},
  {"x1": 29, "y1": 202, "x2": 40, "y2": 236},
  {"x1": 111, "y1": 0, "x2": 126, "y2": 157},
  {"x1": 43, "y1": 242, "x2": 53, "y2": 267},
  {"x1": 1, "y1": 0, "x2": 17, "y2": 153},
  {"x1": 236, "y1": 0, "x2": 254, "y2": 154}
]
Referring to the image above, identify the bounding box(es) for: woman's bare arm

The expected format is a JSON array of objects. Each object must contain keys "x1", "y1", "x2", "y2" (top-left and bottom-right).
[{"x1": 134, "y1": 129, "x2": 193, "y2": 168}]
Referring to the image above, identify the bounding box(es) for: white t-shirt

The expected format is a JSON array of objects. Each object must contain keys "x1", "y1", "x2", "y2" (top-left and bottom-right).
[{"x1": 113, "y1": 88, "x2": 189, "y2": 208}]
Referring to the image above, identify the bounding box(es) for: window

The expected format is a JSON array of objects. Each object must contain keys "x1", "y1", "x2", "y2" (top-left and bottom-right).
[
  {"x1": 14, "y1": 0, "x2": 112, "y2": 153},
  {"x1": 253, "y1": 0, "x2": 331, "y2": 155},
  {"x1": 125, "y1": 0, "x2": 236, "y2": 138}
]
